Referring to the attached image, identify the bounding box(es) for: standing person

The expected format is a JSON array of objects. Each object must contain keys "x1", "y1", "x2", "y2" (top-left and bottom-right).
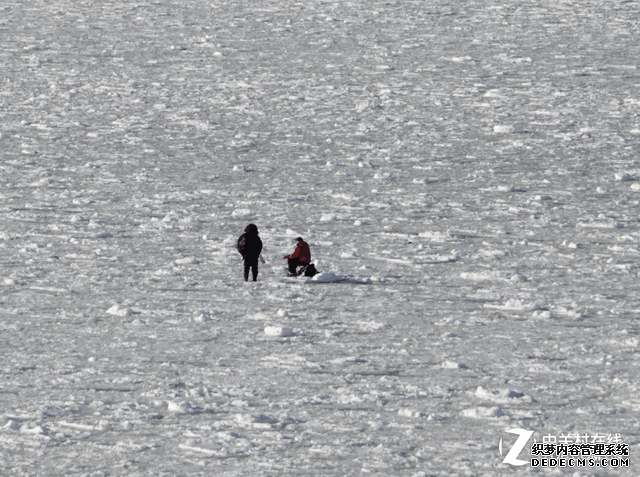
[
  {"x1": 237, "y1": 224, "x2": 262, "y2": 281},
  {"x1": 284, "y1": 237, "x2": 310, "y2": 276}
]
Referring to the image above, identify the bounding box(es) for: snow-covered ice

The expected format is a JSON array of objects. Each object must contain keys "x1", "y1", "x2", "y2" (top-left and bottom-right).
[
  {"x1": 1, "y1": 0, "x2": 639, "y2": 475},
  {"x1": 264, "y1": 325, "x2": 295, "y2": 337}
]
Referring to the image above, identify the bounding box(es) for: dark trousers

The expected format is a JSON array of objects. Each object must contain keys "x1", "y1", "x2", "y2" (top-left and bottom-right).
[
  {"x1": 287, "y1": 258, "x2": 307, "y2": 275},
  {"x1": 244, "y1": 257, "x2": 259, "y2": 281}
]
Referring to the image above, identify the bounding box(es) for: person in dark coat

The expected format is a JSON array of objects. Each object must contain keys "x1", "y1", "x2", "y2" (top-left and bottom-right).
[
  {"x1": 284, "y1": 237, "x2": 310, "y2": 276},
  {"x1": 237, "y1": 224, "x2": 263, "y2": 281}
]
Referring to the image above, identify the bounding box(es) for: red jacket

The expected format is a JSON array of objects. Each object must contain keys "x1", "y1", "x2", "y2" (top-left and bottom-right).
[{"x1": 286, "y1": 240, "x2": 310, "y2": 263}]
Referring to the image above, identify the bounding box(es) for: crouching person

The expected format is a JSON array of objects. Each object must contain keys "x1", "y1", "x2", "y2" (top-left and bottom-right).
[
  {"x1": 237, "y1": 224, "x2": 263, "y2": 281},
  {"x1": 284, "y1": 237, "x2": 310, "y2": 276}
]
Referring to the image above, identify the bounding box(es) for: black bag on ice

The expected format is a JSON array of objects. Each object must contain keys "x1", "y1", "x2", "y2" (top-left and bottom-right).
[{"x1": 304, "y1": 263, "x2": 318, "y2": 277}]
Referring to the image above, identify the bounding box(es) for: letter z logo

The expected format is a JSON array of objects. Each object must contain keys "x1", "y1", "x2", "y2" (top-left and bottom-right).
[{"x1": 499, "y1": 428, "x2": 534, "y2": 466}]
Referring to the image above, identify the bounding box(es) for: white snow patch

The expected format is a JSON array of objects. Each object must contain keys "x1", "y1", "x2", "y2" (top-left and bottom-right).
[
  {"x1": 484, "y1": 298, "x2": 541, "y2": 311},
  {"x1": 162, "y1": 212, "x2": 180, "y2": 222},
  {"x1": 398, "y1": 408, "x2": 423, "y2": 418},
  {"x1": 578, "y1": 220, "x2": 624, "y2": 229},
  {"x1": 311, "y1": 272, "x2": 346, "y2": 282},
  {"x1": 418, "y1": 231, "x2": 453, "y2": 242},
  {"x1": 235, "y1": 413, "x2": 280, "y2": 429},
  {"x1": 4, "y1": 420, "x2": 21, "y2": 430},
  {"x1": 373, "y1": 172, "x2": 391, "y2": 180},
  {"x1": 460, "y1": 406, "x2": 505, "y2": 418},
  {"x1": 484, "y1": 89, "x2": 503, "y2": 98},
  {"x1": 355, "y1": 320, "x2": 389, "y2": 331},
  {"x1": 460, "y1": 271, "x2": 521, "y2": 282},
  {"x1": 179, "y1": 441, "x2": 226, "y2": 456},
  {"x1": 106, "y1": 304, "x2": 134, "y2": 317},
  {"x1": 167, "y1": 400, "x2": 197, "y2": 414},
  {"x1": 58, "y1": 421, "x2": 95, "y2": 431},
  {"x1": 265, "y1": 325, "x2": 295, "y2": 337},
  {"x1": 493, "y1": 125, "x2": 514, "y2": 133},
  {"x1": 284, "y1": 228, "x2": 304, "y2": 238},
  {"x1": 355, "y1": 100, "x2": 370, "y2": 112},
  {"x1": 191, "y1": 311, "x2": 213, "y2": 323},
  {"x1": 247, "y1": 312, "x2": 271, "y2": 321},
  {"x1": 491, "y1": 185, "x2": 526, "y2": 192},
  {"x1": 615, "y1": 173, "x2": 633, "y2": 181},
  {"x1": 441, "y1": 360, "x2": 468, "y2": 369},
  {"x1": 475, "y1": 386, "x2": 531, "y2": 404},
  {"x1": 532, "y1": 310, "x2": 554, "y2": 319},
  {"x1": 20, "y1": 424, "x2": 50, "y2": 435},
  {"x1": 231, "y1": 208, "x2": 253, "y2": 217},
  {"x1": 175, "y1": 256, "x2": 201, "y2": 265}
]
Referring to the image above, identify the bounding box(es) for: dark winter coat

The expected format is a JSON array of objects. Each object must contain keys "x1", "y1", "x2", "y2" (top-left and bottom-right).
[
  {"x1": 237, "y1": 224, "x2": 262, "y2": 259},
  {"x1": 286, "y1": 240, "x2": 311, "y2": 264}
]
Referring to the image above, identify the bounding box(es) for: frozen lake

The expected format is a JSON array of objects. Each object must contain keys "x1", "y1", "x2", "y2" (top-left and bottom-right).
[{"x1": 1, "y1": 0, "x2": 639, "y2": 475}]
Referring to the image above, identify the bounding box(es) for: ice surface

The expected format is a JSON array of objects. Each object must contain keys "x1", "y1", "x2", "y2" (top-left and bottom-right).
[
  {"x1": 1, "y1": 0, "x2": 639, "y2": 475},
  {"x1": 264, "y1": 325, "x2": 295, "y2": 337}
]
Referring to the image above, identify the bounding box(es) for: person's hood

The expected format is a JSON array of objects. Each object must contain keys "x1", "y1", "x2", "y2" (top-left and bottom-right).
[{"x1": 245, "y1": 224, "x2": 259, "y2": 234}]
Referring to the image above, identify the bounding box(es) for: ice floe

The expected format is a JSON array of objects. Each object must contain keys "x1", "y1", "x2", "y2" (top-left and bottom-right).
[
  {"x1": 264, "y1": 325, "x2": 295, "y2": 337},
  {"x1": 106, "y1": 304, "x2": 135, "y2": 317}
]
